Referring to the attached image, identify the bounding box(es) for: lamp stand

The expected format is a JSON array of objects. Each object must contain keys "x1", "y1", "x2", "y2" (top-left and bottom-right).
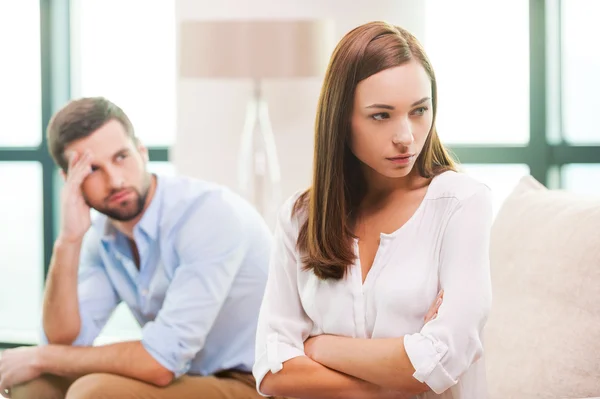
[{"x1": 238, "y1": 79, "x2": 282, "y2": 227}]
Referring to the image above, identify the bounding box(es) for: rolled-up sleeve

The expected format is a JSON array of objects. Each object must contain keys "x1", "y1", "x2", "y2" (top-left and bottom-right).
[
  {"x1": 40, "y1": 232, "x2": 120, "y2": 346},
  {"x1": 404, "y1": 185, "x2": 493, "y2": 394},
  {"x1": 141, "y1": 194, "x2": 248, "y2": 378},
  {"x1": 252, "y1": 196, "x2": 314, "y2": 396}
]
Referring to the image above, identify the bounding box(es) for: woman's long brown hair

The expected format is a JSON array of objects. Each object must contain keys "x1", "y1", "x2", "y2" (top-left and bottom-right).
[{"x1": 294, "y1": 21, "x2": 456, "y2": 280}]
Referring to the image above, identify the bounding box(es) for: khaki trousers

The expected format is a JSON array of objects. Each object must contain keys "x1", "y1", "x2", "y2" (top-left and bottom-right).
[{"x1": 10, "y1": 370, "x2": 273, "y2": 399}]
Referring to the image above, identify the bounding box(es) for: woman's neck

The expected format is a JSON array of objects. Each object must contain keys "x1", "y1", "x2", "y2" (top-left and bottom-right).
[{"x1": 361, "y1": 167, "x2": 423, "y2": 207}]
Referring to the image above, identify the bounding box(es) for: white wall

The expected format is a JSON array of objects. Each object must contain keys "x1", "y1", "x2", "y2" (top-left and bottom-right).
[{"x1": 173, "y1": 1, "x2": 426, "y2": 227}]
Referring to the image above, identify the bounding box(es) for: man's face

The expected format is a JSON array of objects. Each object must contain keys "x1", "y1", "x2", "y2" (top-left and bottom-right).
[{"x1": 64, "y1": 119, "x2": 152, "y2": 221}]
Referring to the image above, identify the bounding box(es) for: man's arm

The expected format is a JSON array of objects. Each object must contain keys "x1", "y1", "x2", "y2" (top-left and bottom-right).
[
  {"x1": 0, "y1": 342, "x2": 173, "y2": 394},
  {"x1": 41, "y1": 232, "x2": 121, "y2": 347},
  {"x1": 43, "y1": 151, "x2": 94, "y2": 344},
  {"x1": 42, "y1": 239, "x2": 83, "y2": 344},
  {"x1": 39, "y1": 342, "x2": 173, "y2": 386}
]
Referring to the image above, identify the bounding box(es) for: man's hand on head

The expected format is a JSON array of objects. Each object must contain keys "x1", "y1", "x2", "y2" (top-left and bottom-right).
[{"x1": 58, "y1": 150, "x2": 93, "y2": 244}]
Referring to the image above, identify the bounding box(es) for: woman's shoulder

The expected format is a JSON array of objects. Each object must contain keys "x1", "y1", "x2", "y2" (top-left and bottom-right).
[
  {"x1": 427, "y1": 169, "x2": 491, "y2": 203},
  {"x1": 276, "y1": 189, "x2": 309, "y2": 235}
]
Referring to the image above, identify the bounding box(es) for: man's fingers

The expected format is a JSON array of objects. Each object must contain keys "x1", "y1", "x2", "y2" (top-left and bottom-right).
[
  {"x1": 67, "y1": 151, "x2": 92, "y2": 185},
  {"x1": 67, "y1": 150, "x2": 88, "y2": 175},
  {"x1": 66, "y1": 151, "x2": 79, "y2": 170},
  {"x1": 0, "y1": 381, "x2": 10, "y2": 399}
]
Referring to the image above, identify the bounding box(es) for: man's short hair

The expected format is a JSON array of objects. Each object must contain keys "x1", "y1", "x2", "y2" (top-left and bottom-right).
[{"x1": 46, "y1": 97, "x2": 136, "y2": 171}]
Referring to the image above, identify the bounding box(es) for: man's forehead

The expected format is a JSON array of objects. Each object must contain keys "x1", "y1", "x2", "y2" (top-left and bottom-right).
[{"x1": 65, "y1": 133, "x2": 133, "y2": 160}]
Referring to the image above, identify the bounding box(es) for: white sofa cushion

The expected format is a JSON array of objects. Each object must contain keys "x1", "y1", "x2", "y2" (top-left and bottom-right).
[{"x1": 485, "y1": 175, "x2": 600, "y2": 398}]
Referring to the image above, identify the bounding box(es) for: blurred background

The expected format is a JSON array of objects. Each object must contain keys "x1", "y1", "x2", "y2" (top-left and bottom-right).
[{"x1": 0, "y1": 0, "x2": 598, "y2": 348}]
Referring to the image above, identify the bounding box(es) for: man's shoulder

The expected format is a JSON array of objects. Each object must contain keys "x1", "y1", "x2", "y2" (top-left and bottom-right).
[
  {"x1": 157, "y1": 174, "x2": 222, "y2": 197},
  {"x1": 158, "y1": 174, "x2": 248, "y2": 210},
  {"x1": 156, "y1": 174, "x2": 263, "y2": 232},
  {"x1": 158, "y1": 174, "x2": 226, "y2": 213}
]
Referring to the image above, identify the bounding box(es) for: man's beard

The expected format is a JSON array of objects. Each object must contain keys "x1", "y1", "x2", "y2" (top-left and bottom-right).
[
  {"x1": 87, "y1": 175, "x2": 152, "y2": 222},
  {"x1": 97, "y1": 189, "x2": 147, "y2": 221}
]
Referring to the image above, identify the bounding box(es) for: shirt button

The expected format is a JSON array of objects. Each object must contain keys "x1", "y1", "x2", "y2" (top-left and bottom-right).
[{"x1": 141, "y1": 289, "x2": 149, "y2": 296}]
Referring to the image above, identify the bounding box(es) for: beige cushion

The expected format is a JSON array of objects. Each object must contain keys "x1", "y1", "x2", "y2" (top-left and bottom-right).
[{"x1": 485, "y1": 175, "x2": 600, "y2": 398}]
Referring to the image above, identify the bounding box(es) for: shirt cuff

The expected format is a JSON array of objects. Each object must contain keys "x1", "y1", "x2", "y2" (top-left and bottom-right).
[
  {"x1": 253, "y1": 333, "x2": 306, "y2": 397},
  {"x1": 141, "y1": 321, "x2": 192, "y2": 379},
  {"x1": 404, "y1": 333, "x2": 457, "y2": 394}
]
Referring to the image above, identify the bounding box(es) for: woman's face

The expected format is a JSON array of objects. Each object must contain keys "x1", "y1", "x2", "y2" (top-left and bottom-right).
[{"x1": 349, "y1": 60, "x2": 433, "y2": 181}]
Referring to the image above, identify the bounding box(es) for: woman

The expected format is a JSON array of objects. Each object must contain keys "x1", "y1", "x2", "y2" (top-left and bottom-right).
[{"x1": 253, "y1": 21, "x2": 493, "y2": 399}]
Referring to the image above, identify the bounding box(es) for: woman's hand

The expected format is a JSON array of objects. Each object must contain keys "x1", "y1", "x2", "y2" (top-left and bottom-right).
[
  {"x1": 303, "y1": 335, "x2": 322, "y2": 361},
  {"x1": 424, "y1": 290, "x2": 444, "y2": 323}
]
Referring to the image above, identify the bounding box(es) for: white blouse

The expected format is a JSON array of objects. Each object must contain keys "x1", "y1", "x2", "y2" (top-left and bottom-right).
[{"x1": 253, "y1": 171, "x2": 494, "y2": 399}]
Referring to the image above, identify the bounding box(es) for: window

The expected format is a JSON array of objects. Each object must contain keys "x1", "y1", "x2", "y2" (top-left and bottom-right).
[
  {"x1": 148, "y1": 162, "x2": 177, "y2": 177},
  {"x1": 562, "y1": 164, "x2": 600, "y2": 196},
  {"x1": 461, "y1": 164, "x2": 530, "y2": 215},
  {"x1": 424, "y1": 0, "x2": 534, "y2": 210},
  {"x1": 0, "y1": 1, "x2": 42, "y2": 147},
  {"x1": 562, "y1": 0, "x2": 600, "y2": 144},
  {"x1": 425, "y1": 0, "x2": 530, "y2": 144},
  {"x1": 424, "y1": 0, "x2": 600, "y2": 196},
  {"x1": 71, "y1": 0, "x2": 176, "y2": 147},
  {"x1": 95, "y1": 304, "x2": 142, "y2": 345},
  {"x1": 0, "y1": 163, "x2": 44, "y2": 343},
  {"x1": 0, "y1": 1, "x2": 44, "y2": 345}
]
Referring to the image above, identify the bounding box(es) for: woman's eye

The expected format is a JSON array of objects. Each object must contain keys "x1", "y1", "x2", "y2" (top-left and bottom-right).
[
  {"x1": 411, "y1": 106, "x2": 429, "y2": 116},
  {"x1": 371, "y1": 112, "x2": 390, "y2": 121}
]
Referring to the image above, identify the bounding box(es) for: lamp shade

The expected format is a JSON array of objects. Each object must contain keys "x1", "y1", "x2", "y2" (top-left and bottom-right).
[{"x1": 179, "y1": 19, "x2": 334, "y2": 79}]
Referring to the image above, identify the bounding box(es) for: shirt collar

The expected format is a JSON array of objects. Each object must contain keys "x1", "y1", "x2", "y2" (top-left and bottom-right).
[{"x1": 136, "y1": 174, "x2": 163, "y2": 241}]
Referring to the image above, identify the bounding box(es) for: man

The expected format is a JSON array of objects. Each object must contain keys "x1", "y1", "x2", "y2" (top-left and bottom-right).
[{"x1": 0, "y1": 97, "x2": 273, "y2": 399}]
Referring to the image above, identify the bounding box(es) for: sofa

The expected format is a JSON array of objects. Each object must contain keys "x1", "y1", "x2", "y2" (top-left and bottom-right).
[{"x1": 484, "y1": 175, "x2": 600, "y2": 398}]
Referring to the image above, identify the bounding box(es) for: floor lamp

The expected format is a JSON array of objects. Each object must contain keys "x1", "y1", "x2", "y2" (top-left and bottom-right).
[{"x1": 179, "y1": 19, "x2": 333, "y2": 225}]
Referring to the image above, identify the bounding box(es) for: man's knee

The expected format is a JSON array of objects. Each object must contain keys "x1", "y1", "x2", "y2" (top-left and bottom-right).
[{"x1": 11, "y1": 375, "x2": 72, "y2": 399}]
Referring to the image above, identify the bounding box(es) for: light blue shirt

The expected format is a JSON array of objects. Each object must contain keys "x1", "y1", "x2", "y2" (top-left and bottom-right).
[{"x1": 41, "y1": 174, "x2": 273, "y2": 378}]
